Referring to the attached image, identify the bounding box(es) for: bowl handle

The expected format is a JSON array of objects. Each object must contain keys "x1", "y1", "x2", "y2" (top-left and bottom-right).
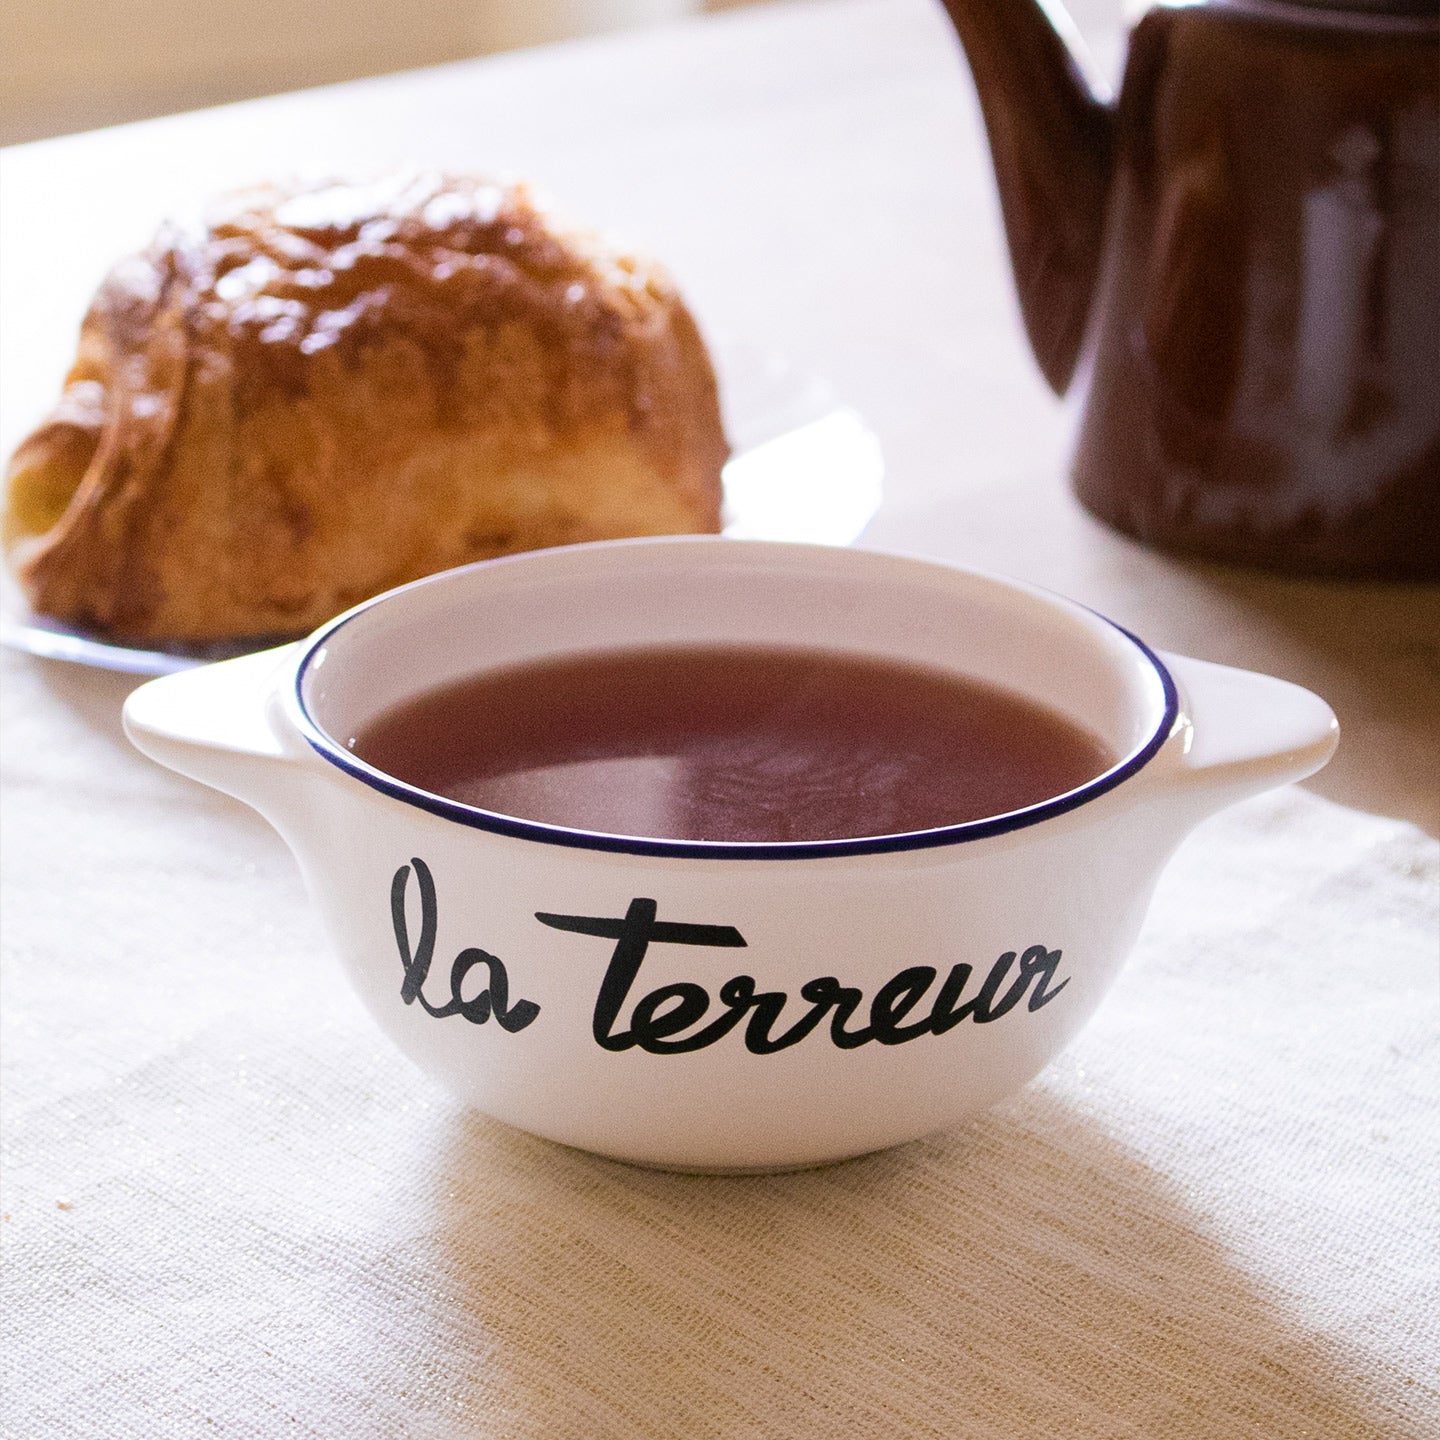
[
  {"x1": 1157, "y1": 651, "x2": 1338, "y2": 813},
  {"x1": 123, "y1": 644, "x2": 305, "y2": 810}
]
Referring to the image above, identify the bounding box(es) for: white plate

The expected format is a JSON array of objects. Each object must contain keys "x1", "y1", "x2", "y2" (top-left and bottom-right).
[{"x1": 0, "y1": 350, "x2": 883, "y2": 676}]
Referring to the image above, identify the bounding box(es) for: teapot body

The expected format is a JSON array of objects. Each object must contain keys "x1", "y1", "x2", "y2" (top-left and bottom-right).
[
  {"x1": 1072, "y1": 1, "x2": 1439, "y2": 578},
  {"x1": 939, "y1": 0, "x2": 1439, "y2": 578}
]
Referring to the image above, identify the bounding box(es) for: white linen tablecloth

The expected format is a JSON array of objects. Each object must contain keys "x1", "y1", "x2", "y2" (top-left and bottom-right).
[{"x1": 2, "y1": 650, "x2": 1435, "y2": 1438}]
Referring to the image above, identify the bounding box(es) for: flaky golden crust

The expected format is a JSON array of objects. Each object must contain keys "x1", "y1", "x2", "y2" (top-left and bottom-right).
[{"x1": 5, "y1": 175, "x2": 728, "y2": 642}]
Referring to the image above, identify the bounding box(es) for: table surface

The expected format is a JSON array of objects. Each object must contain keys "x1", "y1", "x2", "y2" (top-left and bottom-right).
[{"x1": 2, "y1": 2, "x2": 1436, "y2": 1436}]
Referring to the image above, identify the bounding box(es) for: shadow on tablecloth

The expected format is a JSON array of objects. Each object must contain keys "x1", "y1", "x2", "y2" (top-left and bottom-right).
[{"x1": 405, "y1": 1092, "x2": 1421, "y2": 1440}]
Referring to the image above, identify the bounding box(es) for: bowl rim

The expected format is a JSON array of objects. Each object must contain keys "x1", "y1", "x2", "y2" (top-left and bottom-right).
[{"x1": 289, "y1": 539, "x2": 1180, "y2": 860}]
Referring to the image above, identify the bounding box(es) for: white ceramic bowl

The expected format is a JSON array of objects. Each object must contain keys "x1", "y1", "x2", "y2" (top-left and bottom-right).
[{"x1": 124, "y1": 538, "x2": 1336, "y2": 1170}]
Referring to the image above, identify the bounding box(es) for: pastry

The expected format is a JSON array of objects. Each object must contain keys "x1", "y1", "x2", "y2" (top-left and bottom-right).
[{"x1": 3, "y1": 174, "x2": 728, "y2": 643}]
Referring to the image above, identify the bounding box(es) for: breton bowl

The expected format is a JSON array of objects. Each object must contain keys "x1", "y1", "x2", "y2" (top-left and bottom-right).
[{"x1": 123, "y1": 537, "x2": 1336, "y2": 1171}]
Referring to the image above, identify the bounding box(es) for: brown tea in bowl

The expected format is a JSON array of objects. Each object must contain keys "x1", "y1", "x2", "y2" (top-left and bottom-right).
[{"x1": 350, "y1": 643, "x2": 1113, "y2": 843}]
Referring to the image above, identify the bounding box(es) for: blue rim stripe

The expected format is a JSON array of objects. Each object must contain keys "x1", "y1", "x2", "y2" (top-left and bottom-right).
[{"x1": 291, "y1": 602, "x2": 1181, "y2": 862}]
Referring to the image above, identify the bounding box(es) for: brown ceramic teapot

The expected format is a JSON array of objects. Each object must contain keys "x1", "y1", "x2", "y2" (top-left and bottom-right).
[{"x1": 939, "y1": 0, "x2": 1439, "y2": 579}]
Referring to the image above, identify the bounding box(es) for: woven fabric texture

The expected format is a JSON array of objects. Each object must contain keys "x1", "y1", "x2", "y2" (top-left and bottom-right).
[{"x1": 1, "y1": 654, "x2": 1436, "y2": 1438}]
